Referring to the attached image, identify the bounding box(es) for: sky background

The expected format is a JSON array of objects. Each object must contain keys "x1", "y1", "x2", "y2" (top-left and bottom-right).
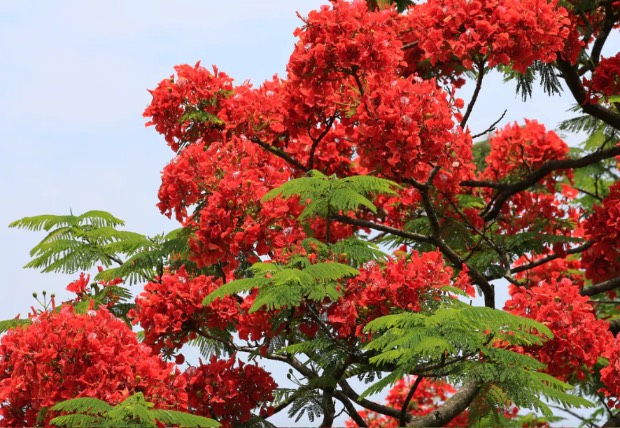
[{"x1": 1, "y1": 1, "x2": 618, "y2": 426}]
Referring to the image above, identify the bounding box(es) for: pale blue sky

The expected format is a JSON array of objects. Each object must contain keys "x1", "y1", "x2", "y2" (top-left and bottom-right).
[{"x1": 1, "y1": 1, "x2": 616, "y2": 425}]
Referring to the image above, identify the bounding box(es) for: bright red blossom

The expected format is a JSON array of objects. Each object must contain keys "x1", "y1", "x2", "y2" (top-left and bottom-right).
[
  {"x1": 328, "y1": 251, "x2": 474, "y2": 337},
  {"x1": 504, "y1": 278, "x2": 613, "y2": 380},
  {"x1": 582, "y1": 181, "x2": 620, "y2": 283},
  {"x1": 0, "y1": 307, "x2": 186, "y2": 427},
  {"x1": 184, "y1": 356, "x2": 277, "y2": 428}
]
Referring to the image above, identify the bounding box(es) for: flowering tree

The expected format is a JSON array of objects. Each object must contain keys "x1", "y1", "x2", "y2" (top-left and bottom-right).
[{"x1": 4, "y1": 0, "x2": 620, "y2": 426}]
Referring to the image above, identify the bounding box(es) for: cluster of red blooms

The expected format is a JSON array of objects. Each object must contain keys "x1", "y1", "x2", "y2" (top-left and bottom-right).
[
  {"x1": 600, "y1": 337, "x2": 620, "y2": 409},
  {"x1": 0, "y1": 306, "x2": 187, "y2": 427},
  {"x1": 479, "y1": 120, "x2": 579, "y2": 242},
  {"x1": 513, "y1": 256, "x2": 584, "y2": 288},
  {"x1": 585, "y1": 53, "x2": 620, "y2": 102},
  {"x1": 400, "y1": 0, "x2": 574, "y2": 76},
  {"x1": 157, "y1": 138, "x2": 306, "y2": 273},
  {"x1": 143, "y1": 63, "x2": 235, "y2": 152},
  {"x1": 582, "y1": 181, "x2": 620, "y2": 283},
  {"x1": 129, "y1": 267, "x2": 236, "y2": 353},
  {"x1": 504, "y1": 278, "x2": 613, "y2": 380},
  {"x1": 328, "y1": 251, "x2": 474, "y2": 337},
  {"x1": 184, "y1": 356, "x2": 277, "y2": 427},
  {"x1": 0, "y1": 304, "x2": 277, "y2": 427},
  {"x1": 482, "y1": 120, "x2": 569, "y2": 185},
  {"x1": 129, "y1": 267, "x2": 280, "y2": 353}
]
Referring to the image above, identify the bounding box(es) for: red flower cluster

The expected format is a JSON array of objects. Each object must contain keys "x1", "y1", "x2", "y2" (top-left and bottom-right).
[
  {"x1": 482, "y1": 120, "x2": 569, "y2": 184},
  {"x1": 582, "y1": 181, "x2": 620, "y2": 283},
  {"x1": 328, "y1": 251, "x2": 474, "y2": 337},
  {"x1": 504, "y1": 278, "x2": 613, "y2": 379},
  {"x1": 286, "y1": 0, "x2": 404, "y2": 133},
  {"x1": 184, "y1": 356, "x2": 277, "y2": 427},
  {"x1": 130, "y1": 267, "x2": 280, "y2": 352},
  {"x1": 0, "y1": 306, "x2": 186, "y2": 427},
  {"x1": 585, "y1": 53, "x2": 620, "y2": 101},
  {"x1": 143, "y1": 62, "x2": 234, "y2": 152},
  {"x1": 355, "y1": 75, "x2": 474, "y2": 189},
  {"x1": 513, "y1": 256, "x2": 584, "y2": 289},
  {"x1": 600, "y1": 336, "x2": 620, "y2": 409},
  {"x1": 129, "y1": 267, "x2": 239, "y2": 354},
  {"x1": 401, "y1": 0, "x2": 572, "y2": 75},
  {"x1": 157, "y1": 138, "x2": 304, "y2": 272}
]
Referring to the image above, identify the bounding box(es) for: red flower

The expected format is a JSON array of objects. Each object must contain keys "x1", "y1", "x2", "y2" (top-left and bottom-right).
[
  {"x1": 0, "y1": 306, "x2": 186, "y2": 427},
  {"x1": 65, "y1": 272, "x2": 90, "y2": 294}
]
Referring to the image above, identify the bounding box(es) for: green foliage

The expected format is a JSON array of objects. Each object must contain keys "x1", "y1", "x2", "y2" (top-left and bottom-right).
[
  {"x1": 10, "y1": 211, "x2": 202, "y2": 288},
  {"x1": 203, "y1": 258, "x2": 358, "y2": 313},
  {"x1": 263, "y1": 170, "x2": 400, "y2": 220},
  {"x1": 0, "y1": 318, "x2": 32, "y2": 334},
  {"x1": 361, "y1": 303, "x2": 593, "y2": 416},
  {"x1": 472, "y1": 139, "x2": 490, "y2": 171},
  {"x1": 502, "y1": 61, "x2": 563, "y2": 101},
  {"x1": 50, "y1": 393, "x2": 219, "y2": 428},
  {"x1": 9, "y1": 211, "x2": 140, "y2": 274}
]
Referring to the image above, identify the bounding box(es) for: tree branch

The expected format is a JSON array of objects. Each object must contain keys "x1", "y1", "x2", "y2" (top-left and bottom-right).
[
  {"x1": 509, "y1": 241, "x2": 592, "y2": 275},
  {"x1": 556, "y1": 59, "x2": 620, "y2": 131},
  {"x1": 471, "y1": 109, "x2": 507, "y2": 140},
  {"x1": 581, "y1": 276, "x2": 620, "y2": 297},
  {"x1": 460, "y1": 61, "x2": 486, "y2": 128},
  {"x1": 406, "y1": 381, "x2": 481, "y2": 427},
  {"x1": 475, "y1": 145, "x2": 620, "y2": 221},
  {"x1": 400, "y1": 376, "x2": 424, "y2": 426},
  {"x1": 308, "y1": 114, "x2": 337, "y2": 171},
  {"x1": 338, "y1": 379, "x2": 407, "y2": 421},
  {"x1": 250, "y1": 136, "x2": 309, "y2": 173},
  {"x1": 333, "y1": 391, "x2": 369, "y2": 427}
]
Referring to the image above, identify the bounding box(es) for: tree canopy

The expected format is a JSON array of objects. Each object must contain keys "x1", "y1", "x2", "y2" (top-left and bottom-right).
[{"x1": 4, "y1": 0, "x2": 620, "y2": 426}]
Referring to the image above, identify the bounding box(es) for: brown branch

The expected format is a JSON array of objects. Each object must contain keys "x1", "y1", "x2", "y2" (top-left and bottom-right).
[
  {"x1": 332, "y1": 214, "x2": 433, "y2": 244},
  {"x1": 609, "y1": 319, "x2": 620, "y2": 337},
  {"x1": 333, "y1": 391, "x2": 369, "y2": 427},
  {"x1": 250, "y1": 136, "x2": 309, "y2": 173},
  {"x1": 406, "y1": 381, "x2": 481, "y2": 427},
  {"x1": 460, "y1": 61, "x2": 486, "y2": 128},
  {"x1": 308, "y1": 114, "x2": 337, "y2": 171},
  {"x1": 556, "y1": 59, "x2": 620, "y2": 130},
  {"x1": 400, "y1": 376, "x2": 424, "y2": 426},
  {"x1": 477, "y1": 145, "x2": 620, "y2": 221},
  {"x1": 510, "y1": 241, "x2": 593, "y2": 275},
  {"x1": 581, "y1": 277, "x2": 620, "y2": 297},
  {"x1": 471, "y1": 109, "x2": 507, "y2": 140},
  {"x1": 338, "y1": 379, "x2": 407, "y2": 421}
]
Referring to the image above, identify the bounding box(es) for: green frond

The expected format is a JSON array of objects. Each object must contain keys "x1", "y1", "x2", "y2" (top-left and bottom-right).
[
  {"x1": 263, "y1": 170, "x2": 399, "y2": 221},
  {"x1": 251, "y1": 262, "x2": 282, "y2": 276},
  {"x1": 363, "y1": 312, "x2": 426, "y2": 333},
  {"x1": 149, "y1": 410, "x2": 219, "y2": 427},
  {"x1": 9, "y1": 211, "x2": 124, "y2": 232},
  {"x1": 283, "y1": 338, "x2": 335, "y2": 356},
  {"x1": 202, "y1": 278, "x2": 270, "y2": 305},
  {"x1": 341, "y1": 175, "x2": 400, "y2": 195},
  {"x1": 51, "y1": 397, "x2": 113, "y2": 415},
  {"x1": 50, "y1": 413, "x2": 104, "y2": 427},
  {"x1": 190, "y1": 334, "x2": 232, "y2": 358},
  {"x1": 0, "y1": 318, "x2": 32, "y2": 334},
  {"x1": 249, "y1": 282, "x2": 305, "y2": 312},
  {"x1": 303, "y1": 262, "x2": 358, "y2": 281},
  {"x1": 329, "y1": 237, "x2": 387, "y2": 266},
  {"x1": 359, "y1": 369, "x2": 407, "y2": 399},
  {"x1": 330, "y1": 187, "x2": 378, "y2": 213}
]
